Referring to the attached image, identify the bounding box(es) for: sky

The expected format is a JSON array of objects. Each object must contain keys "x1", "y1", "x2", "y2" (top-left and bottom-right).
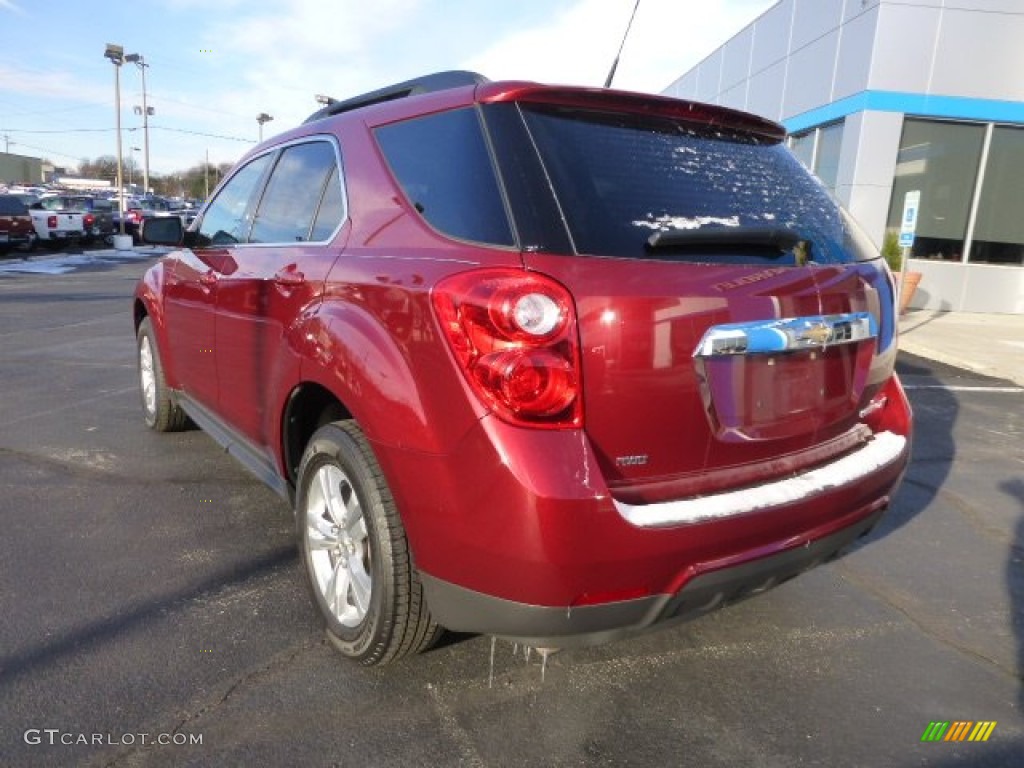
[{"x1": 0, "y1": 0, "x2": 776, "y2": 182}]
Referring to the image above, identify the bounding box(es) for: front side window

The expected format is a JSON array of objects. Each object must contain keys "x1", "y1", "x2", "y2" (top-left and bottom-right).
[
  {"x1": 518, "y1": 105, "x2": 857, "y2": 265},
  {"x1": 375, "y1": 108, "x2": 514, "y2": 247},
  {"x1": 197, "y1": 154, "x2": 273, "y2": 247},
  {"x1": 250, "y1": 140, "x2": 342, "y2": 244}
]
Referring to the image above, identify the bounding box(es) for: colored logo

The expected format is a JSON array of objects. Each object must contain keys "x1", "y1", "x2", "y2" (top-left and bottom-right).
[{"x1": 921, "y1": 721, "x2": 997, "y2": 742}]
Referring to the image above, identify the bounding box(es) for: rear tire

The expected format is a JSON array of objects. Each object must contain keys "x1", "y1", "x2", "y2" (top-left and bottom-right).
[
  {"x1": 296, "y1": 421, "x2": 441, "y2": 665},
  {"x1": 136, "y1": 317, "x2": 188, "y2": 432}
]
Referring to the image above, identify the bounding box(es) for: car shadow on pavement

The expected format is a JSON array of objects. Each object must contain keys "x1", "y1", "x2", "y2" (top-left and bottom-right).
[{"x1": 855, "y1": 355, "x2": 958, "y2": 547}]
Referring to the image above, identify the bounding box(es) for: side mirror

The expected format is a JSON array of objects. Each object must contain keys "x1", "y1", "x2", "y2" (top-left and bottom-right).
[{"x1": 140, "y1": 216, "x2": 184, "y2": 246}]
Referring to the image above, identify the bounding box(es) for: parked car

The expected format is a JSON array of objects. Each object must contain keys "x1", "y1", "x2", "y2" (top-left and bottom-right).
[
  {"x1": 135, "y1": 71, "x2": 912, "y2": 665},
  {"x1": 27, "y1": 200, "x2": 85, "y2": 248},
  {"x1": 0, "y1": 194, "x2": 36, "y2": 253},
  {"x1": 35, "y1": 195, "x2": 114, "y2": 244},
  {"x1": 116, "y1": 196, "x2": 195, "y2": 241}
]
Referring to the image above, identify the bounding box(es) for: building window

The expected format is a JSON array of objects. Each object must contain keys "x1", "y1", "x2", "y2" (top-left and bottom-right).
[
  {"x1": 787, "y1": 121, "x2": 844, "y2": 194},
  {"x1": 789, "y1": 131, "x2": 814, "y2": 170},
  {"x1": 886, "y1": 119, "x2": 985, "y2": 262},
  {"x1": 969, "y1": 125, "x2": 1024, "y2": 266},
  {"x1": 814, "y1": 123, "x2": 843, "y2": 194}
]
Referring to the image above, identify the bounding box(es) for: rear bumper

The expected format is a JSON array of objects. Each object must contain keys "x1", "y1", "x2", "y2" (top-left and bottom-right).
[
  {"x1": 377, "y1": 378, "x2": 911, "y2": 645},
  {"x1": 383, "y1": 435, "x2": 907, "y2": 640},
  {"x1": 421, "y1": 505, "x2": 884, "y2": 647}
]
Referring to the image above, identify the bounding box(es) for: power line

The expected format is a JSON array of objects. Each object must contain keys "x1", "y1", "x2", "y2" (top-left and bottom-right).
[
  {"x1": 0, "y1": 127, "x2": 116, "y2": 134},
  {"x1": 0, "y1": 124, "x2": 254, "y2": 143},
  {"x1": 149, "y1": 125, "x2": 255, "y2": 143}
]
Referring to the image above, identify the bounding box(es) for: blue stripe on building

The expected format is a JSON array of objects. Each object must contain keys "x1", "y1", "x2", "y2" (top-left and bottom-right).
[{"x1": 784, "y1": 91, "x2": 1024, "y2": 134}]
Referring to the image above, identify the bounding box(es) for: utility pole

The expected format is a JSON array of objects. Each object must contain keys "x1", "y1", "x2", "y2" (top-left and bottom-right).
[{"x1": 126, "y1": 53, "x2": 152, "y2": 194}]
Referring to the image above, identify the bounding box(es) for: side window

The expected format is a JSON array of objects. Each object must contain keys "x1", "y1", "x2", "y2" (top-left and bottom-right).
[
  {"x1": 309, "y1": 166, "x2": 345, "y2": 241},
  {"x1": 197, "y1": 153, "x2": 273, "y2": 247},
  {"x1": 374, "y1": 107, "x2": 514, "y2": 247},
  {"x1": 249, "y1": 141, "x2": 340, "y2": 244}
]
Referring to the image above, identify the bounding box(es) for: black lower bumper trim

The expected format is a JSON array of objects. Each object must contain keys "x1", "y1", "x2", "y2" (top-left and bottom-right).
[{"x1": 420, "y1": 507, "x2": 885, "y2": 648}]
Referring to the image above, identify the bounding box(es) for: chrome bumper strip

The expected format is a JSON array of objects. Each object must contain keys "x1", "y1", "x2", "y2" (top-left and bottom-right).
[
  {"x1": 694, "y1": 312, "x2": 877, "y2": 357},
  {"x1": 614, "y1": 431, "x2": 906, "y2": 528}
]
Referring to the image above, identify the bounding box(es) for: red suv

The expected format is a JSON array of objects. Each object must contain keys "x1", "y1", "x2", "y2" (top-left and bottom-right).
[{"x1": 135, "y1": 72, "x2": 912, "y2": 665}]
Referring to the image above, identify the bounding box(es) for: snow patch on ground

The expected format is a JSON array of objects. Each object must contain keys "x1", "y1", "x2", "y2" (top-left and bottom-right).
[{"x1": 0, "y1": 248, "x2": 166, "y2": 275}]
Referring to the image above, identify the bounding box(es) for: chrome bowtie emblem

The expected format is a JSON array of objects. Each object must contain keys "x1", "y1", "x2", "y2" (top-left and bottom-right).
[{"x1": 796, "y1": 322, "x2": 832, "y2": 346}]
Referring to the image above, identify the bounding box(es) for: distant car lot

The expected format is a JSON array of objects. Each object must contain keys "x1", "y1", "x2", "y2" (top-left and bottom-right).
[{"x1": 0, "y1": 255, "x2": 1021, "y2": 767}]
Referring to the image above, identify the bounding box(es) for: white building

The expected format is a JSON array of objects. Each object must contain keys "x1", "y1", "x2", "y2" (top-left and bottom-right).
[{"x1": 664, "y1": 0, "x2": 1024, "y2": 314}]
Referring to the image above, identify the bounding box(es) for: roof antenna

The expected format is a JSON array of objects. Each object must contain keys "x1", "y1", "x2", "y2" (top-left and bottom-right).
[{"x1": 603, "y1": 0, "x2": 641, "y2": 88}]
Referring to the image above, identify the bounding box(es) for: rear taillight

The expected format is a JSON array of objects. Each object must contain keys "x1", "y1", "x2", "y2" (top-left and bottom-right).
[
  {"x1": 432, "y1": 269, "x2": 582, "y2": 428},
  {"x1": 47, "y1": 215, "x2": 57, "y2": 229},
  {"x1": 84, "y1": 213, "x2": 95, "y2": 228},
  {"x1": 861, "y1": 374, "x2": 912, "y2": 437}
]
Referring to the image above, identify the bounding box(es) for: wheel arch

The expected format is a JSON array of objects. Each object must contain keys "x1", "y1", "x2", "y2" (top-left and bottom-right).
[
  {"x1": 281, "y1": 382, "x2": 352, "y2": 488},
  {"x1": 290, "y1": 297, "x2": 479, "y2": 460}
]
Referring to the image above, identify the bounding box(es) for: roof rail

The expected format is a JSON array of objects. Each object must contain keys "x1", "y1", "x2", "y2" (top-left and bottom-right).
[{"x1": 303, "y1": 70, "x2": 489, "y2": 124}]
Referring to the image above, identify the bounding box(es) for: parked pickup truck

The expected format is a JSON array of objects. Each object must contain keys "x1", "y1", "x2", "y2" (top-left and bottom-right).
[
  {"x1": 28, "y1": 201, "x2": 85, "y2": 247},
  {"x1": 0, "y1": 194, "x2": 36, "y2": 253},
  {"x1": 36, "y1": 195, "x2": 114, "y2": 244}
]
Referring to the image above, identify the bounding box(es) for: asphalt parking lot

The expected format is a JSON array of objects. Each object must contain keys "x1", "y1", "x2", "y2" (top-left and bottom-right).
[{"x1": 1, "y1": 249, "x2": 1022, "y2": 767}]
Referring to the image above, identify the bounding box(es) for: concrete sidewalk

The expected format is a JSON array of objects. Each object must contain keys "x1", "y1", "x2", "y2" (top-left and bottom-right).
[{"x1": 898, "y1": 310, "x2": 1024, "y2": 386}]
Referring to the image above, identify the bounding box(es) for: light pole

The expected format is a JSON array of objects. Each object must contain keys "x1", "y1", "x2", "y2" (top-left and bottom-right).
[
  {"x1": 129, "y1": 146, "x2": 141, "y2": 190},
  {"x1": 104, "y1": 43, "x2": 126, "y2": 236},
  {"x1": 125, "y1": 53, "x2": 152, "y2": 195},
  {"x1": 256, "y1": 112, "x2": 273, "y2": 142}
]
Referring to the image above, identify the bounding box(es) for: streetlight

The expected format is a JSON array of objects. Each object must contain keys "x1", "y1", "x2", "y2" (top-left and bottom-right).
[
  {"x1": 129, "y1": 146, "x2": 141, "y2": 190},
  {"x1": 103, "y1": 43, "x2": 126, "y2": 236},
  {"x1": 125, "y1": 53, "x2": 152, "y2": 195},
  {"x1": 256, "y1": 112, "x2": 273, "y2": 142}
]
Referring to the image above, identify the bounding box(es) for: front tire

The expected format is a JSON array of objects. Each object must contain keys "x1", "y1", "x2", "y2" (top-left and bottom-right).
[
  {"x1": 136, "y1": 317, "x2": 188, "y2": 432},
  {"x1": 296, "y1": 421, "x2": 441, "y2": 665}
]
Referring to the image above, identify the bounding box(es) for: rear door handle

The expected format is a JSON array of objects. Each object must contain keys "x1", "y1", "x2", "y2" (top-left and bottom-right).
[{"x1": 274, "y1": 269, "x2": 305, "y2": 287}]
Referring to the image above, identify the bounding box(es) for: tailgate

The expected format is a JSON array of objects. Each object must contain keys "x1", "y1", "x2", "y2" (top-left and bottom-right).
[{"x1": 504, "y1": 100, "x2": 896, "y2": 504}]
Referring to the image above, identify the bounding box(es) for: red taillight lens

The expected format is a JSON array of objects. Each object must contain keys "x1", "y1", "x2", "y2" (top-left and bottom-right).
[
  {"x1": 47, "y1": 215, "x2": 57, "y2": 229},
  {"x1": 84, "y1": 213, "x2": 95, "y2": 228},
  {"x1": 861, "y1": 373, "x2": 912, "y2": 437},
  {"x1": 432, "y1": 269, "x2": 582, "y2": 428}
]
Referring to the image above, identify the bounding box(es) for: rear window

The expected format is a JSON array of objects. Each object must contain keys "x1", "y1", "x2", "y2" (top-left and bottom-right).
[
  {"x1": 0, "y1": 195, "x2": 28, "y2": 215},
  {"x1": 517, "y1": 105, "x2": 867, "y2": 265}
]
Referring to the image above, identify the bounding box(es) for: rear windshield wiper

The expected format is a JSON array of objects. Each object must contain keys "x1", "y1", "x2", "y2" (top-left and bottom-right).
[{"x1": 646, "y1": 226, "x2": 802, "y2": 253}]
